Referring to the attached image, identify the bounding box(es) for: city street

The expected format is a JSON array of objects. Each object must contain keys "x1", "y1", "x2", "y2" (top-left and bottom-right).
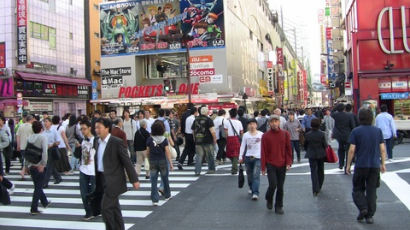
[{"x1": 1, "y1": 141, "x2": 409, "y2": 230}]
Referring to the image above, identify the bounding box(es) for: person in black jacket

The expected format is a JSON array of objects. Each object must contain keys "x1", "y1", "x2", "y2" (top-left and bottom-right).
[
  {"x1": 332, "y1": 104, "x2": 355, "y2": 172},
  {"x1": 305, "y1": 118, "x2": 328, "y2": 196},
  {"x1": 238, "y1": 108, "x2": 248, "y2": 133},
  {"x1": 134, "y1": 120, "x2": 151, "y2": 179},
  {"x1": 346, "y1": 104, "x2": 359, "y2": 127}
]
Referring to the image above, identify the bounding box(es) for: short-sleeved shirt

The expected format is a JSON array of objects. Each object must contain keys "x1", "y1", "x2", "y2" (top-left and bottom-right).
[
  {"x1": 146, "y1": 137, "x2": 168, "y2": 161},
  {"x1": 16, "y1": 123, "x2": 33, "y2": 150},
  {"x1": 191, "y1": 115, "x2": 214, "y2": 144},
  {"x1": 349, "y1": 125, "x2": 385, "y2": 168},
  {"x1": 224, "y1": 119, "x2": 243, "y2": 137}
]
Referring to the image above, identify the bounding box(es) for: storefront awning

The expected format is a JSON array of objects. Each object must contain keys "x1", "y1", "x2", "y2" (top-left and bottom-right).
[
  {"x1": 0, "y1": 99, "x2": 29, "y2": 110},
  {"x1": 16, "y1": 72, "x2": 91, "y2": 86},
  {"x1": 359, "y1": 72, "x2": 409, "y2": 78}
]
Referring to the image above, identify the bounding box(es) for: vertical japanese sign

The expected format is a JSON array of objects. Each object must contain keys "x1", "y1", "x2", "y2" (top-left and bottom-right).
[
  {"x1": 0, "y1": 42, "x2": 5, "y2": 68},
  {"x1": 276, "y1": 48, "x2": 283, "y2": 66},
  {"x1": 17, "y1": 0, "x2": 28, "y2": 65},
  {"x1": 267, "y1": 61, "x2": 273, "y2": 94}
]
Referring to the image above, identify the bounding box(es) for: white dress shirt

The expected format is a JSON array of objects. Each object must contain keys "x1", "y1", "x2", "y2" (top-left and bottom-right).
[
  {"x1": 185, "y1": 115, "x2": 195, "y2": 134},
  {"x1": 97, "y1": 134, "x2": 111, "y2": 172}
]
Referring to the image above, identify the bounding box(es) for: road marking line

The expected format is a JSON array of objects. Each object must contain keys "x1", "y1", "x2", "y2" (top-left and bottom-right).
[
  {"x1": 0, "y1": 206, "x2": 152, "y2": 218},
  {"x1": 5, "y1": 174, "x2": 199, "y2": 181},
  {"x1": 0, "y1": 217, "x2": 133, "y2": 230},
  {"x1": 11, "y1": 188, "x2": 180, "y2": 197},
  {"x1": 11, "y1": 181, "x2": 190, "y2": 188},
  {"x1": 381, "y1": 172, "x2": 410, "y2": 211}
]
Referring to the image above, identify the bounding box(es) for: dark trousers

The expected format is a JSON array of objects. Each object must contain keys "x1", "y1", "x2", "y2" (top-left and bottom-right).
[
  {"x1": 102, "y1": 193, "x2": 124, "y2": 230},
  {"x1": 309, "y1": 158, "x2": 325, "y2": 193},
  {"x1": 385, "y1": 138, "x2": 393, "y2": 159},
  {"x1": 29, "y1": 167, "x2": 48, "y2": 212},
  {"x1": 216, "y1": 138, "x2": 226, "y2": 161},
  {"x1": 43, "y1": 150, "x2": 61, "y2": 186},
  {"x1": 337, "y1": 139, "x2": 349, "y2": 169},
  {"x1": 291, "y1": 140, "x2": 301, "y2": 161},
  {"x1": 265, "y1": 164, "x2": 286, "y2": 208},
  {"x1": 2, "y1": 151, "x2": 11, "y2": 173},
  {"x1": 352, "y1": 168, "x2": 380, "y2": 218},
  {"x1": 127, "y1": 140, "x2": 136, "y2": 164},
  {"x1": 79, "y1": 172, "x2": 96, "y2": 216},
  {"x1": 1, "y1": 176, "x2": 13, "y2": 189},
  {"x1": 179, "y1": 134, "x2": 195, "y2": 165}
]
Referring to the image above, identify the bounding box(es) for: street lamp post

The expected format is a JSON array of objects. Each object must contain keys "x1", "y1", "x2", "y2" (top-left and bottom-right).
[{"x1": 182, "y1": 35, "x2": 194, "y2": 104}]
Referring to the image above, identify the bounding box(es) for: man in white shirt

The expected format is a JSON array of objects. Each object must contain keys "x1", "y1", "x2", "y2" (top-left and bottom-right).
[
  {"x1": 178, "y1": 107, "x2": 198, "y2": 170},
  {"x1": 239, "y1": 118, "x2": 263, "y2": 200},
  {"x1": 224, "y1": 108, "x2": 243, "y2": 175},
  {"x1": 375, "y1": 104, "x2": 397, "y2": 160},
  {"x1": 213, "y1": 109, "x2": 227, "y2": 164},
  {"x1": 144, "y1": 110, "x2": 155, "y2": 133},
  {"x1": 16, "y1": 115, "x2": 34, "y2": 179}
]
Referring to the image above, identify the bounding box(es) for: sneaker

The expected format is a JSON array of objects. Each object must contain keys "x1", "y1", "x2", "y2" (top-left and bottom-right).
[
  {"x1": 82, "y1": 215, "x2": 95, "y2": 221},
  {"x1": 158, "y1": 189, "x2": 165, "y2": 196},
  {"x1": 266, "y1": 200, "x2": 273, "y2": 210},
  {"x1": 165, "y1": 197, "x2": 172, "y2": 201},
  {"x1": 206, "y1": 170, "x2": 215, "y2": 174},
  {"x1": 251, "y1": 194, "x2": 259, "y2": 200},
  {"x1": 152, "y1": 202, "x2": 159, "y2": 206},
  {"x1": 194, "y1": 173, "x2": 200, "y2": 176},
  {"x1": 275, "y1": 207, "x2": 284, "y2": 215},
  {"x1": 366, "y1": 217, "x2": 374, "y2": 224},
  {"x1": 145, "y1": 175, "x2": 150, "y2": 179},
  {"x1": 53, "y1": 179, "x2": 62, "y2": 185},
  {"x1": 357, "y1": 209, "x2": 368, "y2": 222},
  {"x1": 8, "y1": 184, "x2": 15, "y2": 195},
  {"x1": 30, "y1": 210, "x2": 41, "y2": 215},
  {"x1": 177, "y1": 163, "x2": 183, "y2": 171},
  {"x1": 248, "y1": 190, "x2": 252, "y2": 195}
]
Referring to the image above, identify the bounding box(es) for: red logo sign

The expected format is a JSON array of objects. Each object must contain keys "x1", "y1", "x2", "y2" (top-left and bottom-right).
[
  {"x1": 276, "y1": 48, "x2": 283, "y2": 66},
  {"x1": 190, "y1": 68, "x2": 215, "y2": 77},
  {"x1": 118, "y1": 83, "x2": 199, "y2": 98},
  {"x1": 0, "y1": 42, "x2": 5, "y2": 68},
  {"x1": 326, "y1": 27, "x2": 332, "y2": 40}
]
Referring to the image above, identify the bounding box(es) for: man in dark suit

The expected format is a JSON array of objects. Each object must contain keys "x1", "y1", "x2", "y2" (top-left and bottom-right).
[
  {"x1": 332, "y1": 104, "x2": 356, "y2": 172},
  {"x1": 93, "y1": 118, "x2": 140, "y2": 230}
]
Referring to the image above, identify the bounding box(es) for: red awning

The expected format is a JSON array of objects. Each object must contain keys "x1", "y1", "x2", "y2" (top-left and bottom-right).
[{"x1": 16, "y1": 72, "x2": 91, "y2": 86}]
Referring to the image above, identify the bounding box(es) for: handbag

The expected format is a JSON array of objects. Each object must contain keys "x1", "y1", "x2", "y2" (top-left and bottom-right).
[
  {"x1": 169, "y1": 146, "x2": 177, "y2": 159},
  {"x1": 24, "y1": 142, "x2": 43, "y2": 164},
  {"x1": 238, "y1": 163, "x2": 245, "y2": 188},
  {"x1": 73, "y1": 146, "x2": 82, "y2": 159},
  {"x1": 229, "y1": 119, "x2": 241, "y2": 143},
  {"x1": 50, "y1": 147, "x2": 61, "y2": 161},
  {"x1": 325, "y1": 146, "x2": 338, "y2": 163}
]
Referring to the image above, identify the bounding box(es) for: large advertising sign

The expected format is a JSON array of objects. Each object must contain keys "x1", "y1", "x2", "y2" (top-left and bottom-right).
[
  {"x1": 17, "y1": 0, "x2": 27, "y2": 64},
  {"x1": 0, "y1": 42, "x2": 5, "y2": 68},
  {"x1": 100, "y1": 0, "x2": 225, "y2": 56}
]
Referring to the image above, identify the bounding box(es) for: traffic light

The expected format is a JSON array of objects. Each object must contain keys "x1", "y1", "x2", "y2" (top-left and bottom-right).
[{"x1": 163, "y1": 79, "x2": 171, "y2": 93}]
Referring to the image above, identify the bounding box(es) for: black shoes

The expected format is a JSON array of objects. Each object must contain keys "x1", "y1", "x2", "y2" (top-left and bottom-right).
[
  {"x1": 30, "y1": 210, "x2": 41, "y2": 215},
  {"x1": 357, "y1": 209, "x2": 368, "y2": 222},
  {"x1": 54, "y1": 179, "x2": 62, "y2": 184},
  {"x1": 177, "y1": 163, "x2": 183, "y2": 171},
  {"x1": 83, "y1": 215, "x2": 95, "y2": 221},
  {"x1": 266, "y1": 200, "x2": 273, "y2": 210},
  {"x1": 275, "y1": 207, "x2": 284, "y2": 215}
]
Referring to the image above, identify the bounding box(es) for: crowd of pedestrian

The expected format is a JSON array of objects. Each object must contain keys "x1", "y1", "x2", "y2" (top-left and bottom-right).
[{"x1": 0, "y1": 101, "x2": 397, "y2": 227}]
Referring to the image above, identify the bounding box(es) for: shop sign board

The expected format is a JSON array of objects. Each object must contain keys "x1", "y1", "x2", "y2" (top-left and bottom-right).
[{"x1": 380, "y1": 92, "x2": 409, "y2": 100}]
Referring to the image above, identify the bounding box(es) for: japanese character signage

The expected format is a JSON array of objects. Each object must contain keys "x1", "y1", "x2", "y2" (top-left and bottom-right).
[
  {"x1": 100, "y1": 0, "x2": 225, "y2": 56},
  {"x1": 276, "y1": 48, "x2": 283, "y2": 66},
  {"x1": 17, "y1": 0, "x2": 28, "y2": 64},
  {"x1": 267, "y1": 61, "x2": 274, "y2": 94},
  {"x1": 0, "y1": 42, "x2": 5, "y2": 68}
]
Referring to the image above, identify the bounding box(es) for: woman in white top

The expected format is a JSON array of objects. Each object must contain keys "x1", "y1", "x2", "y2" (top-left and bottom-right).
[{"x1": 239, "y1": 118, "x2": 263, "y2": 200}]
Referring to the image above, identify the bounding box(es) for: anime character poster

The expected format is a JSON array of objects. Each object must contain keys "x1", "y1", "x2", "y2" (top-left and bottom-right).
[
  {"x1": 100, "y1": 0, "x2": 225, "y2": 57},
  {"x1": 180, "y1": 0, "x2": 225, "y2": 49},
  {"x1": 100, "y1": 1, "x2": 140, "y2": 55}
]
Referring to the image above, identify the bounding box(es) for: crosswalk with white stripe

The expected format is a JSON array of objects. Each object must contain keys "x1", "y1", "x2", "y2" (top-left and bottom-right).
[{"x1": 0, "y1": 161, "x2": 205, "y2": 230}]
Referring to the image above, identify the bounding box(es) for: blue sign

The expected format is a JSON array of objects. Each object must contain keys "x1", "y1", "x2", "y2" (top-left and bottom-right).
[
  {"x1": 92, "y1": 80, "x2": 97, "y2": 89},
  {"x1": 92, "y1": 92, "x2": 98, "y2": 100},
  {"x1": 380, "y1": 92, "x2": 409, "y2": 100}
]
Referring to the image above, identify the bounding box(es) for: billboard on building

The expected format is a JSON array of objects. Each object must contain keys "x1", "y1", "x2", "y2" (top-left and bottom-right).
[{"x1": 100, "y1": 0, "x2": 225, "y2": 56}]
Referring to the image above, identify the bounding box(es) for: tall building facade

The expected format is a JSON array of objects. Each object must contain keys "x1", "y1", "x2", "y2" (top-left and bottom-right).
[
  {"x1": 0, "y1": 0, "x2": 90, "y2": 118},
  {"x1": 94, "y1": 0, "x2": 306, "y2": 114}
]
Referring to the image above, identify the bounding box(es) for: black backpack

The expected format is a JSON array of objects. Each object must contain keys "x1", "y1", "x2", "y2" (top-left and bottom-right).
[
  {"x1": 24, "y1": 142, "x2": 43, "y2": 164},
  {"x1": 258, "y1": 119, "x2": 268, "y2": 133}
]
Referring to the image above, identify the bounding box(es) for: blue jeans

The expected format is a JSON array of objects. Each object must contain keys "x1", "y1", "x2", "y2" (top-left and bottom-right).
[
  {"x1": 150, "y1": 159, "x2": 170, "y2": 202},
  {"x1": 29, "y1": 167, "x2": 48, "y2": 212},
  {"x1": 79, "y1": 172, "x2": 96, "y2": 216},
  {"x1": 70, "y1": 144, "x2": 80, "y2": 171},
  {"x1": 195, "y1": 144, "x2": 215, "y2": 175},
  {"x1": 385, "y1": 138, "x2": 393, "y2": 159},
  {"x1": 245, "y1": 157, "x2": 261, "y2": 195},
  {"x1": 159, "y1": 159, "x2": 170, "y2": 191}
]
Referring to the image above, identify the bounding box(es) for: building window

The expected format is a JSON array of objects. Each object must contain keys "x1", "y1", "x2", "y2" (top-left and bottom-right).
[
  {"x1": 94, "y1": 32, "x2": 100, "y2": 38},
  {"x1": 49, "y1": 27, "x2": 56, "y2": 49},
  {"x1": 146, "y1": 54, "x2": 187, "y2": 79},
  {"x1": 69, "y1": 32, "x2": 73, "y2": 40}
]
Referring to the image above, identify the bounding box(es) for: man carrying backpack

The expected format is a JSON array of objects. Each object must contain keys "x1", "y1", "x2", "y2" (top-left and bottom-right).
[{"x1": 257, "y1": 110, "x2": 269, "y2": 133}]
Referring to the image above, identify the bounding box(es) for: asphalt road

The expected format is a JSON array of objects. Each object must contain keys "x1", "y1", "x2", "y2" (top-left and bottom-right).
[{"x1": 130, "y1": 141, "x2": 410, "y2": 230}]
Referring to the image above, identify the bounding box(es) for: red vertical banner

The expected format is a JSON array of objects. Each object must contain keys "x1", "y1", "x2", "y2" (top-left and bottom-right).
[
  {"x1": 326, "y1": 27, "x2": 332, "y2": 40},
  {"x1": 0, "y1": 42, "x2": 5, "y2": 68},
  {"x1": 276, "y1": 48, "x2": 283, "y2": 66},
  {"x1": 17, "y1": 0, "x2": 28, "y2": 64}
]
